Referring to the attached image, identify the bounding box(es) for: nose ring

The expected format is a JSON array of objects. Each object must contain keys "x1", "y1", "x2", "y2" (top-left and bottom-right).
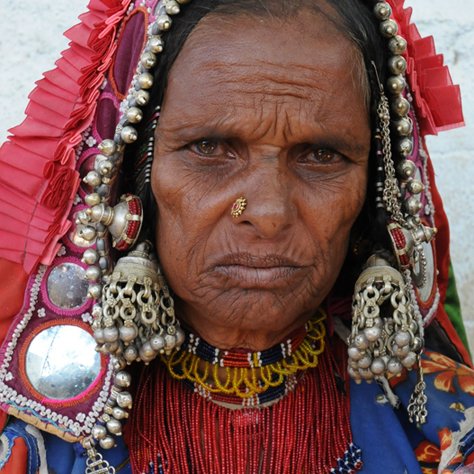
[{"x1": 231, "y1": 197, "x2": 247, "y2": 218}]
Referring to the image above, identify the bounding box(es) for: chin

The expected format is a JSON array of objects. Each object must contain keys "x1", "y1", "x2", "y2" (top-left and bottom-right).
[{"x1": 176, "y1": 286, "x2": 321, "y2": 349}]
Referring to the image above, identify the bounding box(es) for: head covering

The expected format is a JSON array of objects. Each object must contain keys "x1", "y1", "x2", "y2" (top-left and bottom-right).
[{"x1": 0, "y1": 0, "x2": 468, "y2": 447}]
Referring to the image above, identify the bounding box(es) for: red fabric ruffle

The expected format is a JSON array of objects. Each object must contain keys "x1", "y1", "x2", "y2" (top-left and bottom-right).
[
  {"x1": 0, "y1": 0, "x2": 132, "y2": 274},
  {"x1": 388, "y1": 0, "x2": 464, "y2": 136},
  {"x1": 0, "y1": 259, "x2": 28, "y2": 348}
]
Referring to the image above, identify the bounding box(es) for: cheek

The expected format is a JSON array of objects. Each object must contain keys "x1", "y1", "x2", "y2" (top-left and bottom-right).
[
  {"x1": 151, "y1": 154, "x2": 207, "y2": 234},
  {"x1": 150, "y1": 155, "x2": 227, "y2": 284},
  {"x1": 150, "y1": 157, "x2": 192, "y2": 267},
  {"x1": 305, "y1": 169, "x2": 368, "y2": 245},
  {"x1": 302, "y1": 172, "x2": 367, "y2": 293},
  {"x1": 152, "y1": 161, "x2": 194, "y2": 216}
]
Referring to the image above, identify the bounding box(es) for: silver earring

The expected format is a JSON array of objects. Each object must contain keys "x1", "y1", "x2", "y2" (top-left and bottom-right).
[
  {"x1": 348, "y1": 253, "x2": 423, "y2": 380},
  {"x1": 94, "y1": 241, "x2": 185, "y2": 364}
]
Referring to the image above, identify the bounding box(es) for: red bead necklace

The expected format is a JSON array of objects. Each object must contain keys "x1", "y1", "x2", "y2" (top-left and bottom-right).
[{"x1": 126, "y1": 338, "x2": 361, "y2": 474}]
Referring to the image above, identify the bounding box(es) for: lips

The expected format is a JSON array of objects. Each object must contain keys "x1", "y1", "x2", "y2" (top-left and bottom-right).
[{"x1": 211, "y1": 252, "x2": 307, "y2": 288}]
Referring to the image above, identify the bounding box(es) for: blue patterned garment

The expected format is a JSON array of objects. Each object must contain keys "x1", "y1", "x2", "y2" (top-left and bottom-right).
[{"x1": 2, "y1": 350, "x2": 474, "y2": 473}]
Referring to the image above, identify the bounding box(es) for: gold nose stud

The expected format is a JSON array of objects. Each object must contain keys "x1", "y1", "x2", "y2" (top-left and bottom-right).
[{"x1": 231, "y1": 197, "x2": 247, "y2": 218}]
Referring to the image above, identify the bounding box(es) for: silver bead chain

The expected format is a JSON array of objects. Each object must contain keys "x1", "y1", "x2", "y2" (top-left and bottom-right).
[{"x1": 77, "y1": 0, "x2": 194, "y2": 457}]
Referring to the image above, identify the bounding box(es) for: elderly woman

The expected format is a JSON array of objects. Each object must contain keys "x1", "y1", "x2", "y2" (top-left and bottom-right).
[{"x1": 0, "y1": 0, "x2": 472, "y2": 472}]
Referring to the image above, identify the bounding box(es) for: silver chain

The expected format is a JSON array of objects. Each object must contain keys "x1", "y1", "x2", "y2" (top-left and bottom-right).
[
  {"x1": 377, "y1": 94, "x2": 406, "y2": 225},
  {"x1": 407, "y1": 362, "x2": 428, "y2": 425},
  {"x1": 85, "y1": 448, "x2": 116, "y2": 474}
]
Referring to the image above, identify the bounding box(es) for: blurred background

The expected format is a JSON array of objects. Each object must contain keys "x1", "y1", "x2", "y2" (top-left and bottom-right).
[{"x1": 0, "y1": 1, "x2": 473, "y2": 347}]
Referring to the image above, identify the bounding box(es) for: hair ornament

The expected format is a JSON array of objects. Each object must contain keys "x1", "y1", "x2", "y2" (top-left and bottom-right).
[
  {"x1": 0, "y1": 1, "x2": 193, "y2": 465},
  {"x1": 348, "y1": 0, "x2": 464, "y2": 426},
  {"x1": 78, "y1": 1, "x2": 195, "y2": 458}
]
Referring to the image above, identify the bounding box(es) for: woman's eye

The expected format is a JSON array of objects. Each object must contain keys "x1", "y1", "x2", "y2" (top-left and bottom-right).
[
  {"x1": 308, "y1": 148, "x2": 338, "y2": 163},
  {"x1": 190, "y1": 139, "x2": 221, "y2": 156}
]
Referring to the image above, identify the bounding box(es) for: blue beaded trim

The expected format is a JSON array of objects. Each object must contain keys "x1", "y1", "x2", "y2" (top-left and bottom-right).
[
  {"x1": 330, "y1": 443, "x2": 363, "y2": 473},
  {"x1": 185, "y1": 330, "x2": 299, "y2": 368},
  {"x1": 148, "y1": 454, "x2": 165, "y2": 474}
]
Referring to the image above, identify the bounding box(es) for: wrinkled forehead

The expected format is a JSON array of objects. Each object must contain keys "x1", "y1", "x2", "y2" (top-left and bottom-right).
[
  {"x1": 156, "y1": 8, "x2": 370, "y2": 152},
  {"x1": 160, "y1": 9, "x2": 368, "y2": 121}
]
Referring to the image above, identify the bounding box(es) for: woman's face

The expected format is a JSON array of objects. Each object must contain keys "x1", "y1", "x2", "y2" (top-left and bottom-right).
[{"x1": 151, "y1": 9, "x2": 371, "y2": 349}]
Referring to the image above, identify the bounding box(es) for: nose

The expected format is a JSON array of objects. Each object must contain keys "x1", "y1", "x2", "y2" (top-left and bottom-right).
[{"x1": 235, "y1": 165, "x2": 295, "y2": 240}]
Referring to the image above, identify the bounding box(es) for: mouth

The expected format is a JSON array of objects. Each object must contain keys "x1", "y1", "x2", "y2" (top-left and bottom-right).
[{"x1": 211, "y1": 253, "x2": 307, "y2": 289}]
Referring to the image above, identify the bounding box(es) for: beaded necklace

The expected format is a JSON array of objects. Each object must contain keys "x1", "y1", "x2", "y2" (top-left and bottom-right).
[
  {"x1": 161, "y1": 311, "x2": 326, "y2": 405},
  {"x1": 127, "y1": 334, "x2": 362, "y2": 474}
]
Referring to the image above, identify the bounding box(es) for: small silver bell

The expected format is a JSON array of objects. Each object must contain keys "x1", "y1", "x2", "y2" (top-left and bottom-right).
[
  {"x1": 348, "y1": 345, "x2": 364, "y2": 361},
  {"x1": 358, "y1": 355, "x2": 372, "y2": 369},
  {"x1": 392, "y1": 96, "x2": 410, "y2": 117},
  {"x1": 85, "y1": 193, "x2": 101, "y2": 207},
  {"x1": 121, "y1": 126, "x2": 138, "y2": 144},
  {"x1": 82, "y1": 249, "x2": 99, "y2": 265},
  {"x1": 397, "y1": 160, "x2": 416, "y2": 180},
  {"x1": 388, "y1": 55, "x2": 407, "y2": 75},
  {"x1": 98, "y1": 139, "x2": 117, "y2": 156},
  {"x1": 387, "y1": 358, "x2": 403, "y2": 375},
  {"x1": 395, "y1": 331, "x2": 411, "y2": 347},
  {"x1": 138, "y1": 72, "x2": 154, "y2": 90},
  {"x1": 148, "y1": 35, "x2": 164, "y2": 53},
  {"x1": 354, "y1": 333, "x2": 369, "y2": 350},
  {"x1": 112, "y1": 407, "x2": 129, "y2": 420},
  {"x1": 388, "y1": 35, "x2": 408, "y2": 54},
  {"x1": 150, "y1": 335, "x2": 166, "y2": 352},
  {"x1": 87, "y1": 284, "x2": 102, "y2": 300},
  {"x1": 85, "y1": 266, "x2": 101, "y2": 281},
  {"x1": 141, "y1": 51, "x2": 157, "y2": 68},
  {"x1": 92, "y1": 424, "x2": 107, "y2": 440},
  {"x1": 373, "y1": 2, "x2": 392, "y2": 20},
  {"x1": 399, "y1": 138, "x2": 414, "y2": 157},
  {"x1": 156, "y1": 15, "x2": 172, "y2": 31},
  {"x1": 126, "y1": 107, "x2": 144, "y2": 124},
  {"x1": 387, "y1": 75, "x2": 406, "y2": 95},
  {"x1": 135, "y1": 89, "x2": 150, "y2": 106},
  {"x1": 99, "y1": 436, "x2": 116, "y2": 450},
  {"x1": 370, "y1": 358, "x2": 386, "y2": 375},
  {"x1": 103, "y1": 327, "x2": 119, "y2": 343},
  {"x1": 380, "y1": 19, "x2": 398, "y2": 38},
  {"x1": 106, "y1": 419, "x2": 122, "y2": 435},
  {"x1": 83, "y1": 170, "x2": 102, "y2": 187},
  {"x1": 119, "y1": 324, "x2": 138, "y2": 343},
  {"x1": 165, "y1": 0, "x2": 180, "y2": 15},
  {"x1": 116, "y1": 392, "x2": 133, "y2": 409},
  {"x1": 124, "y1": 345, "x2": 139, "y2": 363},
  {"x1": 114, "y1": 371, "x2": 132, "y2": 388}
]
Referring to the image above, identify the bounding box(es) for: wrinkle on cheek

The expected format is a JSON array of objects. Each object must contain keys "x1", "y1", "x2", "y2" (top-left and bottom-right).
[
  {"x1": 305, "y1": 175, "x2": 366, "y2": 218},
  {"x1": 153, "y1": 163, "x2": 208, "y2": 218}
]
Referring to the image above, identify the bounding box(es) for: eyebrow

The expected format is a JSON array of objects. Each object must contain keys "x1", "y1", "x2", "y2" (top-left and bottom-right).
[
  {"x1": 312, "y1": 134, "x2": 369, "y2": 157},
  {"x1": 158, "y1": 119, "x2": 369, "y2": 157}
]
